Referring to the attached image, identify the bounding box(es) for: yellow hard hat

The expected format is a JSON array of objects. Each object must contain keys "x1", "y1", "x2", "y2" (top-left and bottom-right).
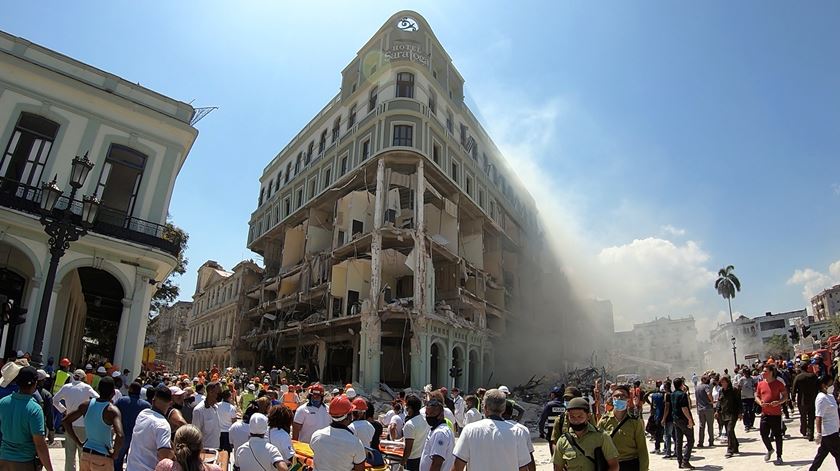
[{"x1": 801, "y1": 354, "x2": 810, "y2": 361}]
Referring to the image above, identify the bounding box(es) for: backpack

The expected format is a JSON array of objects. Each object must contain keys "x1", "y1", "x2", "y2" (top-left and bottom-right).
[{"x1": 565, "y1": 432, "x2": 609, "y2": 471}]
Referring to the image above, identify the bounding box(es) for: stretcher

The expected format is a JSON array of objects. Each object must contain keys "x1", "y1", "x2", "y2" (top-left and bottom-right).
[{"x1": 291, "y1": 440, "x2": 394, "y2": 470}]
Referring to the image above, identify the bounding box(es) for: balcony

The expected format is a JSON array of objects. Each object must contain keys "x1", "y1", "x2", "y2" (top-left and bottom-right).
[
  {"x1": 0, "y1": 177, "x2": 182, "y2": 257},
  {"x1": 193, "y1": 340, "x2": 216, "y2": 349}
]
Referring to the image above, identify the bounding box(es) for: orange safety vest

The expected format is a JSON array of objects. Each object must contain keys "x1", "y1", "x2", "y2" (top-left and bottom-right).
[{"x1": 283, "y1": 392, "x2": 299, "y2": 411}]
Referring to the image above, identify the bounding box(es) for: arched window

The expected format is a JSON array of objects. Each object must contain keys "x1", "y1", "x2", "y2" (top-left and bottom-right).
[
  {"x1": 94, "y1": 144, "x2": 147, "y2": 226},
  {"x1": 396, "y1": 72, "x2": 414, "y2": 98},
  {"x1": 1, "y1": 113, "x2": 60, "y2": 193}
]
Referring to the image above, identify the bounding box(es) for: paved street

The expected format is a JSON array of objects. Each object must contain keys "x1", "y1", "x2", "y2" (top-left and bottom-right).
[{"x1": 533, "y1": 409, "x2": 828, "y2": 470}]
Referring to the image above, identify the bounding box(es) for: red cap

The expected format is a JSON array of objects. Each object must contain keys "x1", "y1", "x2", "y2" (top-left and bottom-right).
[
  {"x1": 60, "y1": 358, "x2": 71, "y2": 367},
  {"x1": 329, "y1": 395, "x2": 353, "y2": 417},
  {"x1": 351, "y1": 397, "x2": 368, "y2": 412},
  {"x1": 309, "y1": 383, "x2": 325, "y2": 395}
]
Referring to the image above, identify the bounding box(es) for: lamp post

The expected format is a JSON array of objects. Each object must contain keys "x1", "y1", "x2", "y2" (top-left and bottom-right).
[
  {"x1": 731, "y1": 336, "x2": 738, "y2": 370},
  {"x1": 30, "y1": 153, "x2": 99, "y2": 365}
]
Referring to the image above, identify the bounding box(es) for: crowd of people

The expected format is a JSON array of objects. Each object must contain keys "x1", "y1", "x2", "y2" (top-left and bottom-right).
[{"x1": 0, "y1": 351, "x2": 839, "y2": 471}]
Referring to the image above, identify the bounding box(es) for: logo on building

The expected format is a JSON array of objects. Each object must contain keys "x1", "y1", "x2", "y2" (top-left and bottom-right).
[{"x1": 396, "y1": 17, "x2": 419, "y2": 32}]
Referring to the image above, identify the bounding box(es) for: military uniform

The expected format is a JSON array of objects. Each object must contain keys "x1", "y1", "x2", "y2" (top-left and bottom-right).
[
  {"x1": 597, "y1": 412, "x2": 649, "y2": 470},
  {"x1": 551, "y1": 410, "x2": 597, "y2": 443},
  {"x1": 553, "y1": 423, "x2": 619, "y2": 471}
]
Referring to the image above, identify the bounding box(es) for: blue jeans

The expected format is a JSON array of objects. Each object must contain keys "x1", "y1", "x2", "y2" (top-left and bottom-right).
[
  {"x1": 114, "y1": 438, "x2": 130, "y2": 471},
  {"x1": 664, "y1": 421, "x2": 674, "y2": 455}
]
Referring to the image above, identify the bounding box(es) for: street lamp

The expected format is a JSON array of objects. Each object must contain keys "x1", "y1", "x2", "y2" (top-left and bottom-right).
[
  {"x1": 30, "y1": 153, "x2": 99, "y2": 365},
  {"x1": 730, "y1": 336, "x2": 738, "y2": 369}
]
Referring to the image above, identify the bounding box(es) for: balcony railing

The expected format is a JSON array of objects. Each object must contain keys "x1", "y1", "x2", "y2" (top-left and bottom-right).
[
  {"x1": 0, "y1": 177, "x2": 182, "y2": 256},
  {"x1": 193, "y1": 340, "x2": 216, "y2": 349}
]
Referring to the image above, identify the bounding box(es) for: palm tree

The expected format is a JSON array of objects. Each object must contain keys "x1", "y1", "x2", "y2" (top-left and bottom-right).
[{"x1": 715, "y1": 265, "x2": 741, "y2": 323}]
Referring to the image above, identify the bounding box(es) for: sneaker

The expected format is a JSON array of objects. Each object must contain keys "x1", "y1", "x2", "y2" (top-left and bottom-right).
[
  {"x1": 765, "y1": 449, "x2": 773, "y2": 462},
  {"x1": 774, "y1": 457, "x2": 783, "y2": 465},
  {"x1": 681, "y1": 462, "x2": 696, "y2": 469},
  {"x1": 662, "y1": 453, "x2": 672, "y2": 459}
]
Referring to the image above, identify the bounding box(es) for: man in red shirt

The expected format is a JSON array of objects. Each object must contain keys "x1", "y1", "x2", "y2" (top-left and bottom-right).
[{"x1": 755, "y1": 364, "x2": 788, "y2": 465}]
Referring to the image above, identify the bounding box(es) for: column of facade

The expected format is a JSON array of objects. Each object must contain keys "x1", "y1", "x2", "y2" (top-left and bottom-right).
[
  {"x1": 112, "y1": 298, "x2": 133, "y2": 368},
  {"x1": 120, "y1": 269, "x2": 156, "y2": 375},
  {"x1": 361, "y1": 158, "x2": 386, "y2": 391},
  {"x1": 40, "y1": 283, "x2": 62, "y2": 362}
]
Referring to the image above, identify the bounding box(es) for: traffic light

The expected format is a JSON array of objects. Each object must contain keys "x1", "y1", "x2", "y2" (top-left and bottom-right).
[
  {"x1": 0, "y1": 295, "x2": 27, "y2": 327},
  {"x1": 802, "y1": 324, "x2": 812, "y2": 339},
  {"x1": 448, "y1": 366, "x2": 463, "y2": 378},
  {"x1": 788, "y1": 326, "x2": 800, "y2": 343}
]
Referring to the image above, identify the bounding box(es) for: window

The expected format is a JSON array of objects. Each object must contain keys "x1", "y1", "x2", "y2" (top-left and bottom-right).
[
  {"x1": 258, "y1": 187, "x2": 265, "y2": 206},
  {"x1": 432, "y1": 143, "x2": 441, "y2": 165},
  {"x1": 323, "y1": 168, "x2": 332, "y2": 189},
  {"x1": 466, "y1": 175, "x2": 473, "y2": 196},
  {"x1": 308, "y1": 178, "x2": 317, "y2": 199},
  {"x1": 295, "y1": 153, "x2": 302, "y2": 174},
  {"x1": 285, "y1": 162, "x2": 291, "y2": 183},
  {"x1": 340, "y1": 155, "x2": 348, "y2": 175},
  {"x1": 283, "y1": 197, "x2": 291, "y2": 217},
  {"x1": 368, "y1": 86, "x2": 378, "y2": 112},
  {"x1": 450, "y1": 160, "x2": 458, "y2": 182},
  {"x1": 396, "y1": 72, "x2": 414, "y2": 98},
  {"x1": 0, "y1": 113, "x2": 59, "y2": 192},
  {"x1": 428, "y1": 92, "x2": 436, "y2": 114},
  {"x1": 274, "y1": 178, "x2": 280, "y2": 192},
  {"x1": 266, "y1": 180, "x2": 273, "y2": 198},
  {"x1": 348, "y1": 105, "x2": 356, "y2": 129},
  {"x1": 296, "y1": 188, "x2": 303, "y2": 209},
  {"x1": 393, "y1": 125, "x2": 413, "y2": 147},
  {"x1": 94, "y1": 145, "x2": 147, "y2": 226},
  {"x1": 361, "y1": 139, "x2": 370, "y2": 161},
  {"x1": 478, "y1": 188, "x2": 485, "y2": 208},
  {"x1": 332, "y1": 116, "x2": 341, "y2": 142},
  {"x1": 460, "y1": 123, "x2": 468, "y2": 147},
  {"x1": 446, "y1": 111, "x2": 453, "y2": 134},
  {"x1": 306, "y1": 141, "x2": 314, "y2": 164},
  {"x1": 319, "y1": 130, "x2": 327, "y2": 153}
]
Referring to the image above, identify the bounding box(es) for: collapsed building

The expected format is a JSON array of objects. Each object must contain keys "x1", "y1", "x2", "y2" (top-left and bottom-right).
[{"x1": 243, "y1": 11, "x2": 583, "y2": 392}]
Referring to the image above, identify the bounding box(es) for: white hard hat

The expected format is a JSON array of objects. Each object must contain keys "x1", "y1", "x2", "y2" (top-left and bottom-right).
[{"x1": 498, "y1": 385, "x2": 510, "y2": 395}]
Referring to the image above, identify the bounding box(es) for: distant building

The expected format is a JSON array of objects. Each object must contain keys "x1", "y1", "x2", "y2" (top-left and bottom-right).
[
  {"x1": 146, "y1": 301, "x2": 192, "y2": 371},
  {"x1": 812, "y1": 284, "x2": 840, "y2": 321},
  {"x1": 707, "y1": 309, "x2": 806, "y2": 366},
  {"x1": 183, "y1": 260, "x2": 263, "y2": 373},
  {"x1": 612, "y1": 315, "x2": 700, "y2": 376}
]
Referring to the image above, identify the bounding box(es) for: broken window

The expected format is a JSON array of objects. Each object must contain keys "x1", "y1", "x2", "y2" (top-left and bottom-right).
[
  {"x1": 393, "y1": 125, "x2": 413, "y2": 147},
  {"x1": 396, "y1": 72, "x2": 414, "y2": 98}
]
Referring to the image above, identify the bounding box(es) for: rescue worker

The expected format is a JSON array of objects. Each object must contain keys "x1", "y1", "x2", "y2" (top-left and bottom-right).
[
  {"x1": 550, "y1": 387, "x2": 597, "y2": 448},
  {"x1": 348, "y1": 397, "x2": 375, "y2": 449},
  {"x1": 597, "y1": 384, "x2": 649, "y2": 471},
  {"x1": 281, "y1": 385, "x2": 300, "y2": 412},
  {"x1": 52, "y1": 358, "x2": 73, "y2": 395},
  {"x1": 538, "y1": 386, "x2": 565, "y2": 456},
  {"x1": 553, "y1": 397, "x2": 620, "y2": 471},
  {"x1": 309, "y1": 395, "x2": 366, "y2": 471},
  {"x1": 292, "y1": 383, "x2": 330, "y2": 444}
]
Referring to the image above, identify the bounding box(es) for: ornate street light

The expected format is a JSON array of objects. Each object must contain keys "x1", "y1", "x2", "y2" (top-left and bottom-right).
[
  {"x1": 30, "y1": 153, "x2": 99, "y2": 365},
  {"x1": 731, "y1": 336, "x2": 738, "y2": 369}
]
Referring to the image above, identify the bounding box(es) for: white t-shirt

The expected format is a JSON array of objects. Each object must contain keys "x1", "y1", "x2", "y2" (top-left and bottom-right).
[
  {"x1": 268, "y1": 427, "x2": 295, "y2": 462},
  {"x1": 192, "y1": 401, "x2": 221, "y2": 449},
  {"x1": 126, "y1": 409, "x2": 171, "y2": 471},
  {"x1": 229, "y1": 420, "x2": 250, "y2": 450},
  {"x1": 453, "y1": 418, "x2": 531, "y2": 470},
  {"x1": 419, "y1": 423, "x2": 455, "y2": 471},
  {"x1": 389, "y1": 412, "x2": 406, "y2": 439},
  {"x1": 511, "y1": 421, "x2": 534, "y2": 453},
  {"x1": 294, "y1": 404, "x2": 331, "y2": 443},
  {"x1": 349, "y1": 419, "x2": 376, "y2": 448},
  {"x1": 403, "y1": 415, "x2": 430, "y2": 460},
  {"x1": 816, "y1": 392, "x2": 840, "y2": 435},
  {"x1": 464, "y1": 408, "x2": 482, "y2": 425},
  {"x1": 235, "y1": 437, "x2": 284, "y2": 471},
  {"x1": 382, "y1": 409, "x2": 396, "y2": 427},
  {"x1": 53, "y1": 380, "x2": 99, "y2": 427},
  {"x1": 217, "y1": 401, "x2": 237, "y2": 432},
  {"x1": 310, "y1": 425, "x2": 367, "y2": 471},
  {"x1": 453, "y1": 396, "x2": 466, "y2": 427}
]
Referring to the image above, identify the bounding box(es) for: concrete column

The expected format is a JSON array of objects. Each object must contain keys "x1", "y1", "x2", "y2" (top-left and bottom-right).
[
  {"x1": 361, "y1": 158, "x2": 386, "y2": 391},
  {"x1": 410, "y1": 318, "x2": 428, "y2": 390},
  {"x1": 413, "y1": 161, "x2": 428, "y2": 314},
  {"x1": 121, "y1": 270, "x2": 155, "y2": 375},
  {"x1": 316, "y1": 338, "x2": 327, "y2": 382},
  {"x1": 40, "y1": 284, "x2": 63, "y2": 362},
  {"x1": 112, "y1": 298, "x2": 133, "y2": 368}
]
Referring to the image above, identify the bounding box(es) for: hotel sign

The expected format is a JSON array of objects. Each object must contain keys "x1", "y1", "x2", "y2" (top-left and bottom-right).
[{"x1": 384, "y1": 42, "x2": 429, "y2": 67}]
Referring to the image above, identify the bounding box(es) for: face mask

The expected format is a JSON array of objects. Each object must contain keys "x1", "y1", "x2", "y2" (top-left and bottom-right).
[
  {"x1": 569, "y1": 421, "x2": 588, "y2": 432},
  {"x1": 426, "y1": 416, "x2": 443, "y2": 428},
  {"x1": 613, "y1": 399, "x2": 628, "y2": 411},
  {"x1": 310, "y1": 399, "x2": 322, "y2": 407}
]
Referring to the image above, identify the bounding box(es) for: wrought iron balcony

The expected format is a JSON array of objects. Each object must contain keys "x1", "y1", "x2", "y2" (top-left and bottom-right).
[{"x1": 0, "y1": 177, "x2": 182, "y2": 256}]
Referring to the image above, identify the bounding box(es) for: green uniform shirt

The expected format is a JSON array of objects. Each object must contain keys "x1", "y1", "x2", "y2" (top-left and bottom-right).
[
  {"x1": 553, "y1": 423, "x2": 619, "y2": 471},
  {"x1": 551, "y1": 410, "x2": 597, "y2": 443},
  {"x1": 597, "y1": 412, "x2": 649, "y2": 470}
]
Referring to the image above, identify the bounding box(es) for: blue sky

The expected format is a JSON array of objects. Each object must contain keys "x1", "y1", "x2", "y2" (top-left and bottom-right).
[{"x1": 4, "y1": 2, "x2": 839, "y2": 338}]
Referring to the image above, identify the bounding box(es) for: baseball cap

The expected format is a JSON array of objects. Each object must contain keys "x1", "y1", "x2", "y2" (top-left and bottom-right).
[
  {"x1": 15, "y1": 350, "x2": 24, "y2": 359},
  {"x1": 73, "y1": 369, "x2": 86, "y2": 380},
  {"x1": 15, "y1": 366, "x2": 38, "y2": 387},
  {"x1": 36, "y1": 369, "x2": 49, "y2": 381},
  {"x1": 249, "y1": 413, "x2": 269, "y2": 435},
  {"x1": 498, "y1": 385, "x2": 510, "y2": 395},
  {"x1": 169, "y1": 386, "x2": 185, "y2": 396}
]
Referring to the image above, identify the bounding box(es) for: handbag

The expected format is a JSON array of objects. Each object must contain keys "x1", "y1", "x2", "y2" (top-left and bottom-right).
[{"x1": 565, "y1": 432, "x2": 609, "y2": 471}]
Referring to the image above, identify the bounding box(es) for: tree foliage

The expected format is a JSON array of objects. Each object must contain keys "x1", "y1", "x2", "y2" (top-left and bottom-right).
[
  {"x1": 150, "y1": 221, "x2": 189, "y2": 316},
  {"x1": 715, "y1": 265, "x2": 742, "y2": 300},
  {"x1": 765, "y1": 334, "x2": 792, "y2": 359}
]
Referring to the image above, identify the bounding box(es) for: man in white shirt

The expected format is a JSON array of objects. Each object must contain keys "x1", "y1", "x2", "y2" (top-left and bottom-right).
[
  {"x1": 420, "y1": 394, "x2": 455, "y2": 471},
  {"x1": 310, "y1": 395, "x2": 366, "y2": 471},
  {"x1": 126, "y1": 386, "x2": 174, "y2": 471},
  {"x1": 293, "y1": 384, "x2": 330, "y2": 443},
  {"x1": 53, "y1": 369, "x2": 99, "y2": 471},
  {"x1": 402, "y1": 395, "x2": 429, "y2": 471},
  {"x1": 235, "y1": 413, "x2": 288, "y2": 471},
  {"x1": 348, "y1": 397, "x2": 376, "y2": 448},
  {"x1": 387, "y1": 403, "x2": 406, "y2": 439},
  {"x1": 811, "y1": 375, "x2": 840, "y2": 470},
  {"x1": 451, "y1": 388, "x2": 465, "y2": 430},
  {"x1": 218, "y1": 389, "x2": 238, "y2": 453},
  {"x1": 192, "y1": 381, "x2": 222, "y2": 450},
  {"x1": 463, "y1": 396, "x2": 482, "y2": 425},
  {"x1": 452, "y1": 389, "x2": 531, "y2": 471}
]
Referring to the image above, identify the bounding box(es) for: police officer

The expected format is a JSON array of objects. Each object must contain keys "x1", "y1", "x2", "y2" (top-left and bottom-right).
[
  {"x1": 553, "y1": 397, "x2": 620, "y2": 471},
  {"x1": 551, "y1": 387, "x2": 598, "y2": 448},
  {"x1": 538, "y1": 387, "x2": 565, "y2": 456}
]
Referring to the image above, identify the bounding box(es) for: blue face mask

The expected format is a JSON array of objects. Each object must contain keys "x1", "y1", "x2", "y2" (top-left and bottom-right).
[
  {"x1": 310, "y1": 399, "x2": 322, "y2": 407},
  {"x1": 613, "y1": 399, "x2": 628, "y2": 411}
]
